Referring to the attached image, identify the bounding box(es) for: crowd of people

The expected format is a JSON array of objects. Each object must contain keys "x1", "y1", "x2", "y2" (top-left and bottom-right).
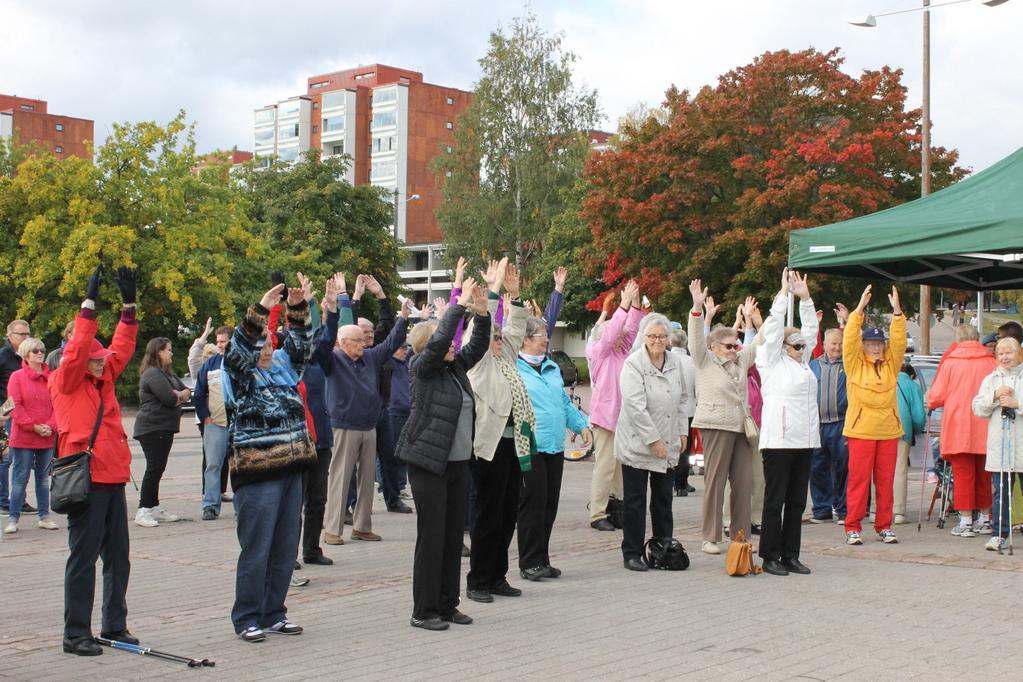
[{"x1": 2, "y1": 259, "x2": 1022, "y2": 650}]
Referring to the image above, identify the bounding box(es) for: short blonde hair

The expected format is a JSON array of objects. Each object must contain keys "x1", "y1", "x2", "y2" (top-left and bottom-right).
[
  {"x1": 17, "y1": 337, "x2": 44, "y2": 361},
  {"x1": 995, "y1": 336, "x2": 1022, "y2": 361},
  {"x1": 408, "y1": 321, "x2": 438, "y2": 354},
  {"x1": 955, "y1": 325, "x2": 980, "y2": 343}
]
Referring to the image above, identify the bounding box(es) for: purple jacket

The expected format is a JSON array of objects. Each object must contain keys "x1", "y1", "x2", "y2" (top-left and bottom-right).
[{"x1": 585, "y1": 305, "x2": 645, "y2": 431}]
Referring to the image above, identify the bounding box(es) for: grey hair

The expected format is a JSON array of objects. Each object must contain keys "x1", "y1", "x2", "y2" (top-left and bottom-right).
[
  {"x1": 523, "y1": 317, "x2": 546, "y2": 346},
  {"x1": 707, "y1": 325, "x2": 738, "y2": 349},
  {"x1": 669, "y1": 328, "x2": 688, "y2": 349},
  {"x1": 955, "y1": 324, "x2": 980, "y2": 343},
  {"x1": 632, "y1": 313, "x2": 671, "y2": 353},
  {"x1": 823, "y1": 328, "x2": 843, "y2": 342}
]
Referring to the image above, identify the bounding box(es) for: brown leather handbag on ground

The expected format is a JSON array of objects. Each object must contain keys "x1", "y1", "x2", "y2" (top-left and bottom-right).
[{"x1": 725, "y1": 529, "x2": 763, "y2": 576}]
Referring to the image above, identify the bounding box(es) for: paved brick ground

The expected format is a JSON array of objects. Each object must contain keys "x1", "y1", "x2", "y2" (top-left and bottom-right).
[{"x1": 3, "y1": 412, "x2": 1022, "y2": 681}]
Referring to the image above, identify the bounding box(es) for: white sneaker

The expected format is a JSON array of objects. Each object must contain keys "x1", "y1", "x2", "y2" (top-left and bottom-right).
[
  {"x1": 878, "y1": 529, "x2": 899, "y2": 544},
  {"x1": 38, "y1": 518, "x2": 59, "y2": 530},
  {"x1": 893, "y1": 514, "x2": 908, "y2": 525},
  {"x1": 975, "y1": 520, "x2": 993, "y2": 535},
  {"x1": 701, "y1": 541, "x2": 720, "y2": 555},
  {"x1": 951, "y1": 524, "x2": 976, "y2": 538},
  {"x1": 986, "y1": 536, "x2": 1005, "y2": 552},
  {"x1": 846, "y1": 531, "x2": 862, "y2": 545},
  {"x1": 134, "y1": 508, "x2": 159, "y2": 527},
  {"x1": 399, "y1": 489, "x2": 413, "y2": 500},
  {"x1": 3, "y1": 520, "x2": 17, "y2": 534},
  {"x1": 151, "y1": 506, "x2": 180, "y2": 522}
]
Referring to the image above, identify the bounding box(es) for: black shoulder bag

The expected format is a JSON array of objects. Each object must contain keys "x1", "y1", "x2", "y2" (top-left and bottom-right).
[{"x1": 50, "y1": 394, "x2": 104, "y2": 514}]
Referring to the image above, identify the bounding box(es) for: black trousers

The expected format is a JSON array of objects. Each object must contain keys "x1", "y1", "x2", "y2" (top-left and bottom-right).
[
  {"x1": 622, "y1": 464, "x2": 675, "y2": 560},
  {"x1": 302, "y1": 447, "x2": 333, "y2": 560},
  {"x1": 409, "y1": 460, "x2": 468, "y2": 620},
  {"x1": 137, "y1": 431, "x2": 175, "y2": 509},
  {"x1": 64, "y1": 484, "x2": 130, "y2": 640},
  {"x1": 517, "y1": 452, "x2": 564, "y2": 570},
  {"x1": 673, "y1": 420, "x2": 694, "y2": 492},
  {"x1": 758, "y1": 448, "x2": 812, "y2": 561},
  {"x1": 467, "y1": 438, "x2": 521, "y2": 590},
  {"x1": 375, "y1": 410, "x2": 401, "y2": 508},
  {"x1": 198, "y1": 422, "x2": 229, "y2": 496}
]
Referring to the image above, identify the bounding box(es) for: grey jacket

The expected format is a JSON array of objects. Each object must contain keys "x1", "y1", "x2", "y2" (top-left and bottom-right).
[
  {"x1": 133, "y1": 366, "x2": 185, "y2": 438},
  {"x1": 614, "y1": 348, "x2": 690, "y2": 473},
  {"x1": 688, "y1": 313, "x2": 757, "y2": 433}
]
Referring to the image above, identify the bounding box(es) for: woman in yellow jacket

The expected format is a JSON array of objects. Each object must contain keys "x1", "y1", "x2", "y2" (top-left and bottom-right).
[{"x1": 843, "y1": 285, "x2": 906, "y2": 546}]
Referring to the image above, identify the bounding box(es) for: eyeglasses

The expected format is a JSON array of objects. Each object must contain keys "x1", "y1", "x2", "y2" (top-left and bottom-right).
[
  {"x1": 30, "y1": 348, "x2": 45, "y2": 354},
  {"x1": 527, "y1": 334, "x2": 548, "y2": 340},
  {"x1": 720, "y1": 343, "x2": 739, "y2": 350},
  {"x1": 645, "y1": 334, "x2": 668, "y2": 341},
  {"x1": 787, "y1": 343, "x2": 806, "y2": 351},
  {"x1": 10, "y1": 331, "x2": 29, "y2": 337}
]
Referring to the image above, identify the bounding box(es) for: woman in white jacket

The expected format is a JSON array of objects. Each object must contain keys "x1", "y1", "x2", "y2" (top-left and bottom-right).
[
  {"x1": 972, "y1": 337, "x2": 1023, "y2": 552},
  {"x1": 615, "y1": 313, "x2": 690, "y2": 572},
  {"x1": 754, "y1": 269, "x2": 819, "y2": 576}
]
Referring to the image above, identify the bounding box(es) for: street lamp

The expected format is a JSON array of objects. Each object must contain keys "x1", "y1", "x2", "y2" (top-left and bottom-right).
[
  {"x1": 848, "y1": 0, "x2": 1011, "y2": 353},
  {"x1": 391, "y1": 190, "x2": 421, "y2": 240}
]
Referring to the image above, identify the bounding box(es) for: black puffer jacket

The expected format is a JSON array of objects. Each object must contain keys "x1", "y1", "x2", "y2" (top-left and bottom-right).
[{"x1": 396, "y1": 304, "x2": 490, "y2": 475}]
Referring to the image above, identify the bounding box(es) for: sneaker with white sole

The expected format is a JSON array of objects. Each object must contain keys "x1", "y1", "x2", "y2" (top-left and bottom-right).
[
  {"x1": 893, "y1": 514, "x2": 908, "y2": 525},
  {"x1": 151, "y1": 506, "x2": 179, "y2": 522},
  {"x1": 951, "y1": 524, "x2": 976, "y2": 538},
  {"x1": 878, "y1": 529, "x2": 899, "y2": 544},
  {"x1": 290, "y1": 575, "x2": 310, "y2": 587},
  {"x1": 701, "y1": 541, "x2": 720, "y2": 555},
  {"x1": 3, "y1": 520, "x2": 17, "y2": 534},
  {"x1": 975, "y1": 520, "x2": 993, "y2": 535},
  {"x1": 986, "y1": 536, "x2": 1006, "y2": 552},
  {"x1": 846, "y1": 531, "x2": 862, "y2": 545},
  {"x1": 266, "y1": 619, "x2": 303, "y2": 635},
  {"x1": 237, "y1": 626, "x2": 265, "y2": 642},
  {"x1": 38, "y1": 518, "x2": 59, "y2": 530},
  {"x1": 134, "y1": 508, "x2": 159, "y2": 527}
]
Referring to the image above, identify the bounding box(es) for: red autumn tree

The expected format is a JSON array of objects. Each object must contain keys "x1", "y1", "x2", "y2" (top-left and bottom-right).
[{"x1": 583, "y1": 48, "x2": 967, "y2": 321}]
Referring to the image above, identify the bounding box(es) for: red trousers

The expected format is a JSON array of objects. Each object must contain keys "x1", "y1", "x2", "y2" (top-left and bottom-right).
[
  {"x1": 948, "y1": 453, "x2": 992, "y2": 511},
  {"x1": 846, "y1": 437, "x2": 898, "y2": 533}
]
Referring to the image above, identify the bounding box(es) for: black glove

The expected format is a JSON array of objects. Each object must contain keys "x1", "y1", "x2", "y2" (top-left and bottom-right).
[
  {"x1": 85, "y1": 264, "x2": 104, "y2": 301},
  {"x1": 113, "y1": 266, "x2": 138, "y2": 304},
  {"x1": 270, "y1": 271, "x2": 287, "y2": 302}
]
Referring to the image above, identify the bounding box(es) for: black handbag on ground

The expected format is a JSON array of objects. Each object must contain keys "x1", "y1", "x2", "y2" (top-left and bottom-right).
[
  {"x1": 606, "y1": 495, "x2": 624, "y2": 529},
  {"x1": 50, "y1": 395, "x2": 104, "y2": 514},
  {"x1": 643, "y1": 537, "x2": 690, "y2": 571}
]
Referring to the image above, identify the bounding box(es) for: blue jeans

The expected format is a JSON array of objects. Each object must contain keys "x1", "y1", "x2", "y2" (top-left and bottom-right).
[
  {"x1": 810, "y1": 421, "x2": 848, "y2": 519},
  {"x1": 8, "y1": 446, "x2": 51, "y2": 520},
  {"x1": 231, "y1": 472, "x2": 302, "y2": 633},
  {"x1": 991, "y1": 472, "x2": 1022, "y2": 538},
  {"x1": 389, "y1": 411, "x2": 409, "y2": 488},
  {"x1": 373, "y1": 409, "x2": 401, "y2": 508},
  {"x1": 201, "y1": 423, "x2": 230, "y2": 512}
]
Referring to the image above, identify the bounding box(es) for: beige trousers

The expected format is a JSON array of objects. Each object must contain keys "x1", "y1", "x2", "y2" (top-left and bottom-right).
[
  {"x1": 701, "y1": 429, "x2": 753, "y2": 543},
  {"x1": 723, "y1": 444, "x2": 764, "y2": 527},
  {"x1": 893, "y1": 439, "x2": 910, "y2": 516},
  {"x1": 589, "y1": 426, "x2": 624, "y2": 522},
  {"x1": 323, "y1": 427, "x2": 376, "y2": 537}
]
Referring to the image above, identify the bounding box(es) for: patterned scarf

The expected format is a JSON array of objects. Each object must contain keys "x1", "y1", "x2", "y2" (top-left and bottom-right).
[{"x1": 494, "y1": 354, "x2": 537, "y2": 472}]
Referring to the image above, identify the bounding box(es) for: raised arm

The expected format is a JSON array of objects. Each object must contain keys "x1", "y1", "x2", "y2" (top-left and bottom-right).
[
  {"x1": 843, "y1": 285, "x2": 870, "y2": 368},
  {"x1": 224, "y1": 284, "x2": 283, "y2": 381},
  {"x1": 686, "y1": 279, "x2": 709, "y2": 368},
  {"x1": 457, "y1": 283, "x2": 492, "y2": 371},
  {"x1": 886, "y1": 286, "x2": 907, "y2": 361}
]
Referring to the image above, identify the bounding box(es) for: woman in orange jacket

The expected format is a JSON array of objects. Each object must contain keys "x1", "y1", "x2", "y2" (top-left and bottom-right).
[{"x1": 842, "y1": 285, "x2": 906, "y2": 546}]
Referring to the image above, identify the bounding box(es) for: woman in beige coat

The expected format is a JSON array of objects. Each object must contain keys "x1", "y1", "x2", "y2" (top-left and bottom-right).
[
  {"x1": 688, "y1": 280, "x2": 758, "y2": 555},
  {"x1": 616, "y1": 313, "x2": 689, "y2": 571}
]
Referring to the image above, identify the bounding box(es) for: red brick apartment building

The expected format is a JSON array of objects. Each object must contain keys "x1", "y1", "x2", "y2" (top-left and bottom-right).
[
  {"x1": 0, "y1": 95, "x2": 93, "y2": 159},
  {"x1": 254, "y1": 65, "x2": 471, "y2": 300}
]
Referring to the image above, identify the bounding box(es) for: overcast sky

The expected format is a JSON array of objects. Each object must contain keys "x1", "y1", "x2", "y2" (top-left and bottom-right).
[{"x1": 4, "y1": 0, "x2": 1021, "y2": 173}]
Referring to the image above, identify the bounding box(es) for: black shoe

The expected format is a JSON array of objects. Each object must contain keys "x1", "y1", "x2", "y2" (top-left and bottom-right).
[
  {"x1": 21, "y1": 503, "x2": 37, "y2": 515},
  {"x1": 466, "y1": 588, "x2": 494, "y2": 603},
  {"x1": 293, "y1": 560, "x2": 301, "y2": 571},
  {"x1": 590, "y1": 518, "x2": 615, "y2": 531},
  {"x1": 762, "y1": 559, "x2": 789, "y2": 576},
  {"x1": 441, "y1": 609, "x2": 473, "y2": 625},
  {"x1": 63, "y1": 637, "x2": 102, "y2": 656},
  {"x1": 202, "y1": 507, "x2": 218, "y2": 521},
  {"x1": 99, "y1": 630, "x2": 139, "y2": 645},
  {"x1": 410, "y1": 616, "x2": 449, "y2": 631},
  {"x1": 303, "y1": 554, "x2": 334, "y2": 566},
  {"x1": 387, "y1": 501, "x2": 413, "y2": 514},
  {"x1": 490, "y1": 580, "x2": 522, "y2": 597},
  {"x1": 723, "y1": 526, "x2": 730, "y2": 539},
  {"x1": 461, "y1": 543, "x2": 470, "y2": 557},
  {"x1": 780, "y1": 558, "x2": 811, "y2": 575},
  {"x1": 519, "y1": 566, "x2": 550, "y2": 581},
  {"x1": 685, "y1": 484, "x2": 695, "y2": 493},
  {"x1": 344, "y1": 511, "x2": 353, "y2": 525},
  {"x1": 544, "y1": 565, "x2": 561, "y2": 578},
  {"x1": 624, "y1": 557, "x2": 649, "y2": 572},
  {"x1": 677, "y1": 488, "x2": 689, "y2": 497},
  {"x1": 751, "y1": 524, "x2": 761, "y2": 536}
]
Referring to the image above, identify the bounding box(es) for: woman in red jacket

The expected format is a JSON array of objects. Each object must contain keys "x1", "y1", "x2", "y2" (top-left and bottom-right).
[{"x1": 3, "y1": 337, "x2": 59, "y2": 534}]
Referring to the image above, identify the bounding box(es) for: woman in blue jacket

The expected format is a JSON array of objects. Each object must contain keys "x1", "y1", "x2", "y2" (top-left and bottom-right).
[
  {"x1": 516, "y1": 317, "x2": 591, "y2": 581},
  {"x1": 894, "y1": 363, "x2": 926, "y2": 523}
]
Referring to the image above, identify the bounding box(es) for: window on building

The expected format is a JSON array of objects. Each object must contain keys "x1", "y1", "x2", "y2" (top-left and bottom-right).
[
  {"x1": 278, "y1": 100, "x2": 301, "y2": 116},
  {"x1": 322, "y1": 91, "x2": 345, "y2": 110},
  {"x1": 55, "y1": 123, "x2": 64, "y2": 132},
  {"x1": 55, "y1": 146, "x2": 64, "y2": 153},
  {"x1": 323, "y1": 116, "x2": 344, "y2": 132},
  {"x1": 446, "y1": 121, "x2": 453, "y2": 130},
  {"x1": 19, "y1": 104, "x2": 33, "y2": 111},
  {"x1": 354, "y1": 72, "x2": 375, "y2": 81},
  {"x1": 373, "y1": 87, "x2": 397, "y2": 105},
  {"x1": 255, "y1": 108, "x2": 276, "y2": 124},
  {"x1": 371, "y1": 110, "x2": 396, "y2": 129},
  {"x1": 311, "y1": 80, "x2": 330, "y2": 89},
  {"x1": 278, "y1": 146, "x2": 299, "y2": 162},
  {"x1": 312, "y1": 102, "x2": 319, "y2": 109},
  {"x1": 278, "y1": 123, "x2": 299, "y2": 141},
  {"x1": 447, "y1": 97, "x2": 454, "y2": 105},
  {"x1": 371, "y1": 161, "x2": 396, "y2": 179},
  {"x1": 255, "y1": 128, "x2": 275, "y2": 145},
  {"x1": 373, "y1": 136, "x2": 396, "y2": 153},
  {"x1": 331, "y1": 143, "x2": 344, "y2": 156},
  {"x1": 312, "y1": 125, "x2": 318, "y2": 133}
]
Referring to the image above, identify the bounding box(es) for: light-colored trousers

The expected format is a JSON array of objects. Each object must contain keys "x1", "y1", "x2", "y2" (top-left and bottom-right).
[
  {"x1": 702, "y1": 429, "x2": 753, "y2": 543},
  {"x1": 323, "y1": 427, "x2": 376, "y2": 537},
  {"x1": 723, "y1": 441, "x2": 764, "y2": 528},
  {"x1": 893, "y1": 439, "x2": 911, "y2": 516},
  {"x1": 589, "y1": 426, "x2": 624, "y2": 522}
]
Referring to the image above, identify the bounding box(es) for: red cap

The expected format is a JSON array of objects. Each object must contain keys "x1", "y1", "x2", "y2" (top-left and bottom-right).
[{"x1": 89, "y1": 339, "x2": 116, "y2": 360}]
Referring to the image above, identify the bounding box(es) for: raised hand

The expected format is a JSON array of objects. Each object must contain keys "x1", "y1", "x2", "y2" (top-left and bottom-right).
[
  {"x1": 781, "y1": 267, "x2": 791, "y2": 296},
  {"x1": 113, "y1": 266, "x2": 138, "y2": 305},
  {"x1": 855, "y1": 285, "x2": 872, "y2": 314},
  {"x1": 623, "y1": 280, "x2": 639, "y2": 308},
  {"x1": 553, "y1": 266, "x2": 569, "y2": 292},
  {"x1": 481, "y1": 258, "x2": 508, "y2": 293},
  {"x1": 733, "y1": 305, "x2": 744, "y2": 331},
  {"x1": 457, "y1": 277, "x2": 478, "y2": 307},
  {"x1": 816, "y1": 310, "x2": 824, "y2": 322},
  {"x1": 85, "y1": 263, "x2": 104, "y2": 302},
  {"x1": 689, "y1": 279, "x2": 707, "y2": 310},
  {"x1": 419, "y1": 303, "x2": 434, "y2": 321},
  {"x1": 286, "y1": 285, "x2": 305, "y2": 307},
  {"x1": 200, "y1": 317, "x2": 214, "y2": 340},
  {"x1": 399, "y1": 297, "x2": 412, "y2": 319},
  {"x1": 467, "y1": 284, "x2": 488, "y2": 315},
  {"x1": 704, "y1": 295, "x2": 720, "y2": 321},
  {"x1": 433, "y1": 297, "x2": 449, "y2": 319},
  {"x1": 365, "y1": 275, "x2": 384, "y2": 299},
  {"x1": 353, "y1": 274, "x2": 367, "y2": 301},
  {"x1": 323, "y1": 275, "x2": 339, "y2": 313},
  {"x1": 454, "y1": 256, "x2": 467, "y2": 288},
  {"x1": 333, "y1": 272, "x2": 347, "y2": 296},
  {"x1": 297, "y1": 272, "x2": 314, "y2": 303},
  {"x1": 789, "y1": 270, "x2": 810, "y2": 300},
  {"x1": 834, "y1": 302, "x2": 850, "y2": 325},
  {"x1": 270, "y1": 271, "x2": 286, "y2": 302},
  {"x1": 888, "y1": 286, "x2": 902, "y2": 315},
  {"x1": 750, "y1": 301, "x2": 763, "y2": 330},
  {"x1": 504, "y1": 263, "x2": 521, "y2": 298},
  {"x1": 260, "y1": 283, "x2": 287, "y2": 310}
]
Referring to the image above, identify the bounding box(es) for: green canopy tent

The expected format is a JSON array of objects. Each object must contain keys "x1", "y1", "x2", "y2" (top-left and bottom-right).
[{"x1": 788, "y1": 146, "x2": 1023, "y2": 291}]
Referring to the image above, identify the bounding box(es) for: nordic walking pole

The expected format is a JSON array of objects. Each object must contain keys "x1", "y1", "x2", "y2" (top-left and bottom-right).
[
  {"x1": 918, "y1": 411, "x2": 932, "y2": 532},
  {"x1": 1008, "y1": 409, "x2": 1015, "y2": 556},
  {"x1": 94, "y1": 637, "x2": 215, "y2": 668},
  {"x1": 999, "y1": 416, "x2": 1007, "y2": 555}
]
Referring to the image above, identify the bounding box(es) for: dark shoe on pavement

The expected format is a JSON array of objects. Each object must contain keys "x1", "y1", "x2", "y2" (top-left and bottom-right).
[
  {"x1": 519, "y1": 566, "x2": 550, "y2": 581},
  {"x1": 461, "y1": 542, "x2": 470, "y2": 557},
  {"x1": 751, "y1": 524, "x2": 761, "y2": 536},
  {"x1": 21, "y1": 502, "x2": 37, "y2": 515},
  {"x1": 99, "y1": 629, "x2": 139, "y2": 645},
  {"x1": 490, "y1": 580, "x2": 522, "y2": 597},
  {"x1": 63, "y1": 637, "x2": 102, "y2": 656},
  {"x1": 294, "y1": 560, "x2": 302, "y2": 570},
  {"x1": 237, "y1": 626, "x2": 265, "y2": 642},
  {"x1": 466, "y1": 588, "x2": 494, "y2": 603},
  {"x1": 685, "y1": 484, "x2": 695, "y2": 493},
  {"x1": 590, "y1": 518, "x2": 615, "y2": 531},
  {"x1": 344, "y1": 510, "x2": 353, "y2": 525},
  {"x1": 387, "y1": 501, "x2": 413, "y2": 514},
  {"x1": 352, "y1": 530, "x2": 381, "y2": 541},
  {"x1": 624, "y1": 557, "x2": 649, "y2": 572},
  {"x1": 780, "y1": 558, "x2": 811, "y2": 575},
  {"x1": 677, "y1": 488, "x2": 689, "y2": 497},
  {"x1": 441, "y1": 609, "x2": 473, "y2": 625},
  {"x1": 544, "y1": 565, "x2": 561, "y2": 578},
  {"x1": 410, "y1": 616, "x2": 449, "y2": 631},
  {"x1": 303, "y1": 553, "x2": 334, "y2": 566},
  {"x1": 762, "y1": 559, "x2": 789, "y2": 576},
  {"x1": 201, "y1": 507, "x2": 218, "y2": 521}
]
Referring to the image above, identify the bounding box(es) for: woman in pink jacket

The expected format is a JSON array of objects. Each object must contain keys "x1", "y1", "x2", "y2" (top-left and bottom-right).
[
  {"x1": 927, "y1": 325, "x2": 997, "y2": 537},
  {"x1": 3, "y1": 337, "x2": 59, "y2": 534}
]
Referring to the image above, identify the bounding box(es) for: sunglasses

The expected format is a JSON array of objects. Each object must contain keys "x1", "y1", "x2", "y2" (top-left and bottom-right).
[
  {"x1": 720, "y1": 343, "x2": 739, "y2": 350},
  {"x1": 30, "y1": 348, "x2": 46, "y2": 354},
  {"x1": 787, "y1": 343, "x2": 806, "y2": 351}
]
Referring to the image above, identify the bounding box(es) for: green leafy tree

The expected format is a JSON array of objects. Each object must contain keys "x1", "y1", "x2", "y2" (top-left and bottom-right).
[{"x1": 436, "y1": 10, "x2": 600, "y2": 283}]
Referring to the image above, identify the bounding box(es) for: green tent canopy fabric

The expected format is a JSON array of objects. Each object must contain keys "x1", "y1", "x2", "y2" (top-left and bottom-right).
[{"x1": 788, "y1": 146, "x2": 1023, "y2": 290}]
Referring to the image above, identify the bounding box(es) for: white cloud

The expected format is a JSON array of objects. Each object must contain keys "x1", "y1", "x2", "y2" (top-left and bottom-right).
[{"x1": 2, "y1": 0, "x2": 1020, "y2": 170}]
